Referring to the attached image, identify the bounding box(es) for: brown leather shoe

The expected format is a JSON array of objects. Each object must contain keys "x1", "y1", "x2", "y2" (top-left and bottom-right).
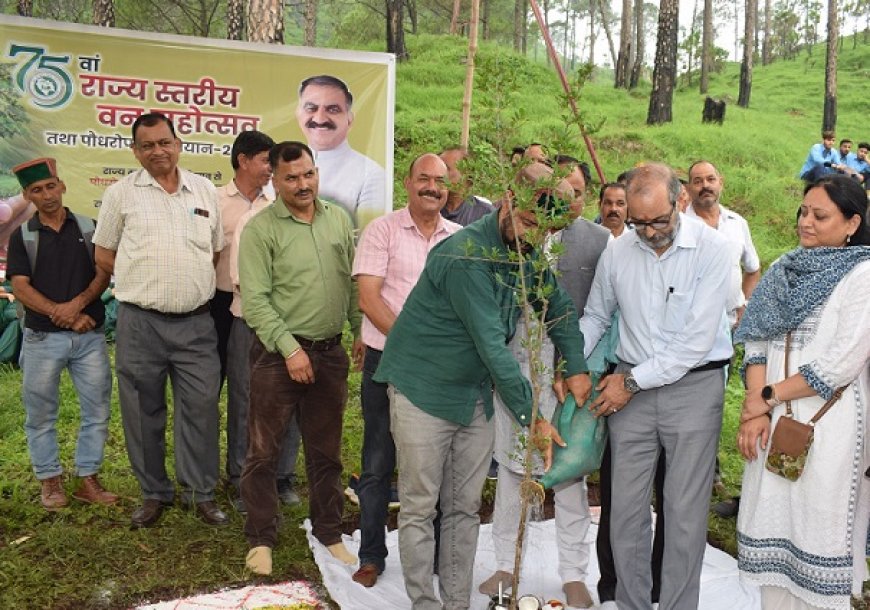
[
  {"x1": 352, "y1": 563, "x2": 381, "y2": 587},
  {"x1": 40, "y1": 475, "x2": 68, "y2": 511},
  {"x1": 193, "y1": 500, "x2": 229, "y2": 526},
  {"x1": 131, "y1": 499, "x2": 171, "y2": 528},
  {"x1": 72, "y1": 475, "x2": 119, "y2": 505}
]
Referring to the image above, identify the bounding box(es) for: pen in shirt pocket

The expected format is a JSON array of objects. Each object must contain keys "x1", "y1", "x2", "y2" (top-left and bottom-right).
[{"x1": 666, "y1": 286, "x2": 674, "y2": 302}]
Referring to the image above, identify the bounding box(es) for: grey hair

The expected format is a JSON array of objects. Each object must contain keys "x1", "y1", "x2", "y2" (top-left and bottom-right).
[{"x1": 623, "y1": 163, "x2": 681, "y2": 207}]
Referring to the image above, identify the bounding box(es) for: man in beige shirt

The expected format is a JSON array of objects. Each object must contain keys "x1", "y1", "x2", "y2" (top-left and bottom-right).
[{"x1": 94, "y1": 112, "x2": 226, "y2": 529}]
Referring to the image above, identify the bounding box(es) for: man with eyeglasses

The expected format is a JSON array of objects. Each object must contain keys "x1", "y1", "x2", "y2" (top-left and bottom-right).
[
  {"x1": 580, "y1": 163, "x2": 732, "y2": 610},
  {"x1": 93, "y1": 112, "x2": 227, "y2": 529}
]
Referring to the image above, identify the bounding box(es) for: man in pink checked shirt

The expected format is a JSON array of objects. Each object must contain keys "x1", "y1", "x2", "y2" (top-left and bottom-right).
[{"x1": 350, "y1": 153, "x2": 461, "y2": 588}]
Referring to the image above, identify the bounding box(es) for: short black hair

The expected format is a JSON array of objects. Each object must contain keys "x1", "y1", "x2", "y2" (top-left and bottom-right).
[
  {"x1": 132, "y1": 112, "x2": 176, "y2": 142},
  {"x1": 804, "y1": 174, "x2": 870, "y2": 246},
  {"x1": 840, "y1": 138, "x2": 853, "y2": 146},
  {"x1": 598, "y1": 181, "x2": 626, "y2": 203},
  {"x1": 858, "y1": 142, "x2": 870, "y2": 150},
  {"x1": 231, "y1": 130, "x2": 275, "y2": 170},
  {"x1": 268, "y1": 141, "x2": 314, "y2": 169},
  {"x1": 298, "y1": 75, "x2": 353, "y2": 110}
]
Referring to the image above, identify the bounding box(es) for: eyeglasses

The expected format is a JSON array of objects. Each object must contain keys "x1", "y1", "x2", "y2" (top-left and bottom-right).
[
  {"x1": 629, "y1": 206, "x2": 675, "y2": 230},
  {"x1": 136, "y1": 139, "x2": 176, "y2": 152}
]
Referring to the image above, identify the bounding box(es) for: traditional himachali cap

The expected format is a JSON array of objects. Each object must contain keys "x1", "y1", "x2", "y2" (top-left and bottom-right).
[{"x1": 11, "y1": 157, "x2": 59, "y2": 189}]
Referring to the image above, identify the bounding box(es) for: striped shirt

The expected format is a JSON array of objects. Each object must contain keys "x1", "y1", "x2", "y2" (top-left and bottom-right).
[
  {"x1": 93, "y1": 167, "x2": 223, "y2": 313},
  {"x1": 352, "y1": 207, "x2": 460, "y2": 350}
]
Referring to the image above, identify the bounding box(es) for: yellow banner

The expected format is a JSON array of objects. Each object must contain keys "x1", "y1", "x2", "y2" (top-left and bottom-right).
[{"x1": 0, "y1": 15, "x2": 395, "y2": 232}]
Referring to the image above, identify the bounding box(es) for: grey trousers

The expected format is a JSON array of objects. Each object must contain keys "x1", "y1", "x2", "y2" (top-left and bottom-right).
[
  {"x1": 608, "y1": 367, "x2": 724, "y2": 610},
  {"x1": 390, "y1": 386, "x2": 494, "y2": 610},
  {"x1": 115, "y1": 303, "x2": 221, "y2": 503},
  {"x1": 226, "y1": 317, "x2": 301, "y2": 490}
]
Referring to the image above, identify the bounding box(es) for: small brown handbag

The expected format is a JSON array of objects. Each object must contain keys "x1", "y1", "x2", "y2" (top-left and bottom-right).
[{"x1": 765, "y1": 332, "x2": 847, "y2": 481}]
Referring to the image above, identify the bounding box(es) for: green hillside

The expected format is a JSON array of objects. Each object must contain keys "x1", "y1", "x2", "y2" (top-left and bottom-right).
[{"x1": 393, "y1": 34, "x2": 869, "y2": 264}]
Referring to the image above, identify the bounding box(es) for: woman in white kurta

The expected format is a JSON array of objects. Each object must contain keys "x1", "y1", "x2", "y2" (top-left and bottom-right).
[{"x1": 735, "y1": 175, "x2": 870, "y2": 610}]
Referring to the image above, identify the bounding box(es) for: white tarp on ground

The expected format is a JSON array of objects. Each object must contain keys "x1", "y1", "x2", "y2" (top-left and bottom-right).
[
  {"x1": 305, "y1": 516, "x2": 762, "y2": 610},
  {"x1": 136, "y1": 580, "x2": 323, "y2": 609}
]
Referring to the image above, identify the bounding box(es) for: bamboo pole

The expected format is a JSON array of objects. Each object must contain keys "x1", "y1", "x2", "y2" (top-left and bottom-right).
[
  {"x1": 460, "y1": 0, "x2": 480, "y2": 152},
  {"x1": 527, "y1": 0, "x2": 607, "y2": 184}
]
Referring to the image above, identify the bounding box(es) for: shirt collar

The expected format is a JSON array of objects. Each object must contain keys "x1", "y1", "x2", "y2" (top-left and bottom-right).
[
  {"x1": 134, "y1": 167, "x2": 192, "y2": 193},
  {"x1": 398, "y1": 206, "x2": 453, "y2": 236},
  {"x1": 273, "y1": 196, "x2": 325, "y2": 221},
  {"x1": 27, "y1": 207, "x2": 73, "y2": 231}
]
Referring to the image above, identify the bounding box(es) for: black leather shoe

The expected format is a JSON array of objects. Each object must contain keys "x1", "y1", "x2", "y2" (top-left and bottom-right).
[
  {"x1": 193, "y1": 500, "x2": 229, "y2": 526},
  {"x1": 131, "y1": 499, "x2": 171, "y2": 528}
]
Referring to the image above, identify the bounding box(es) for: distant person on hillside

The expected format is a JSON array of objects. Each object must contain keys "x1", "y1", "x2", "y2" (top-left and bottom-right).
[
  {"x1": 842, "y1": 141, "x2": 869, "y2": 185},
  {"x1": 294, "y1": 74, "x2": 386, "y2": 231},
  {"x1": 799, "y1": 131, "x2": 841, "y2": 182},
  {"x1": 524, "y1": 143, "x2": 550, "y2": 165},
  {"x1": 510, "y1": 146, "x2": 526, "y2": 166},
  {"x1": 438, "y1": 147, "x2": 494, "y2": 226},
  {"x1": 7, "y1": 158, "x2": 117, "y2": 511}
]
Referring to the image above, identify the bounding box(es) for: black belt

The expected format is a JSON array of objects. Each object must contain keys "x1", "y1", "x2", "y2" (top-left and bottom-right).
[
  {"x1": 293, "y1": 333, "x2": 342, "y2": 351},
  {"x1": 127, "y1": 302, "x2": 210, "y2": 319},
  {"x1": 689, "y1": 359, "x2": 730, "y2": 373}
]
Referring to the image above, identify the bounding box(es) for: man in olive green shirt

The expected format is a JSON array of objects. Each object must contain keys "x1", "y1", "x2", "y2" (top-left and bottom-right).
[
  {"x1": 239, "y1": 141, "x2": 363, "y2": 576},
  {"x1": 375, "y1": 162, "x2": 593, "y2": 609}
]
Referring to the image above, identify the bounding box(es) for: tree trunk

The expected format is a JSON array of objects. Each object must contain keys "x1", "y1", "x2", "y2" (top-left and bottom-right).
[
  {"x1": 227, "y1": 0, "x2": 244, "y2": 40},
  {"x1": 647, "y1": 0, "x2": 679, "y2": 124},
  {"x1": 700, "y1": 0, "x2": 712, "y2": 93},
  {"x1": 386, "y1": 0, "x2": 409, "y2": 61},
  {"x1": 615, "y1": 0, "x2": 633, "y2": 87},
  {"x1": 17, "y1": 0, "x2": 32, "y2": 16},
  {"x1": 450, "y1": 0, "x2": 462, "y2": 34},
  {"x1": 599, "y1": 0, "x2": 618, "y2": 68},
  {"x1": 588, "y1": 0, "x2": 595, "y2": 65},
  {"x1": 93, "y1": 0, "x2": 115, "y2": 26},
  {"x1": 822, "y1": 0, "x2": 837, "y2": 132},
  {"x1": 247, "y1": 0, "x2": 285, "y2": 43},
  {"x1": 482, "y1": 0, "x2": 491, "y2": 39},
  {"x1": 304, "y1": 0, "x2": 317, "y2": 46},
  {"x1": 543, "y1": 0, "x2": 551, "y2": 65},
  {"x1": 761, "y1": 0, "x2": 771, "y2": 64},
  {"x1": 461, "y1": 0, "x2": 480, "y2": 151},
  {"x1": 629, "y1": 0, "x2": 645, "y2": 88},
  {"x1": 406, "y1": 0, "x2": 418, "y2": 34},
  {"x1": 738, "y1": 0, "x2": 757, "y2": 107},
  {"x1": 514, "y1": 0, "x2": 524, "y2": 51}
]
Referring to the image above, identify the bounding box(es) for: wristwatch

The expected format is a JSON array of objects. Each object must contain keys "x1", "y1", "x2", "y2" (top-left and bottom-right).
[
  {"x1": 623, "y1": 372, "x2": 641, "y2": 394},
  {"x1": 761, "y1": 384, "x2": 782, "y2": 408}
]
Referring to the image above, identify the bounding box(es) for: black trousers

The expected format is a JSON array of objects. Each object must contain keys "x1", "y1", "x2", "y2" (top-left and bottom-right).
[
  {"x1": 209, "y1": 289, "x2": 233, "y2": 386},
  {"x1": 596, "y1": 438, "x2": 666, "y2": 603}
]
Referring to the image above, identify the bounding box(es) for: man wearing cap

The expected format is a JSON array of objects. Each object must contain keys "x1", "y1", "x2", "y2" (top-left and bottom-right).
[
  {"x1": 374, "y1": 161, "x2": 593, "y2": 610},
  {"x1": 7, "y1": 158, "x2": 116, "y2": 510},
  {"x1": 93, "y1": 112, "x2": 226, "y2": 528}
]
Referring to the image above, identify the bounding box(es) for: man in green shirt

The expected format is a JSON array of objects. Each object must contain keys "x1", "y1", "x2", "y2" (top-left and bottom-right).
[
  {"x1": 238, "y1": 141, "x2": 363, "y2": 576},
  {"x1": 375, "y1": 162, "x2": 593, "y2": 609}
]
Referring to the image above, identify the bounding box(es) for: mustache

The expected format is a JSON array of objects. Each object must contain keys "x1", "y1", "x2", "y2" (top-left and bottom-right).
[
  {"x1": 418, "y1": 189, "x2": 442, "y2": 199},
  {"x1": 606, "y1": 211, "x2": 622, "y2": 218},
  {"x1": 700, "y1": 188, "x2": 715, "y2": 197},
  {"x1": 294, "y1": 189, "x2": 313, "y2": 197},
  {"x1": 305, "y1": 119, "x2": 336, "y2": 130}
]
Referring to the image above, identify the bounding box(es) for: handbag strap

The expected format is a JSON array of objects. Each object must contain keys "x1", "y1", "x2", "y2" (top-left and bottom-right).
[
  {"x1": 809, "y1": 386, "x2": 848, "y2": 425},
  {"x1": 782, "y1": 331, "x2": 848, "y2": 425},
  {"x1": 783, "y1": 332, "x2": 793, "y2": 417}
]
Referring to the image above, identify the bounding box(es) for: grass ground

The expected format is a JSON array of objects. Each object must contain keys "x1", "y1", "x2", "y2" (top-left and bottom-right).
[{"x1": 1, "y1": 31, "x2": 867, "y2": 609}]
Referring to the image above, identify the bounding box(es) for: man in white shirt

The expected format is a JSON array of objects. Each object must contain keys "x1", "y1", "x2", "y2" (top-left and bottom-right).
[
  {"x1": 685, "y1": 160, "x2": 760, "y2": 327},
  {"x1": 294, "y1": 75, "x2": 386, "y2": 231},
  {"x1": 580, "y1": 163, "x2": 732, "y2": 610}
]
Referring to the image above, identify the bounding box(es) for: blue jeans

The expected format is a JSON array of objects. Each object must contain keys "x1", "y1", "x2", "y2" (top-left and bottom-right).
[
  {"x1": 356, "y1": 347, "x2": 394, "y2": 569},
  {"x1": 20, "y1": 328, "x2": 112, "y2": 480}
]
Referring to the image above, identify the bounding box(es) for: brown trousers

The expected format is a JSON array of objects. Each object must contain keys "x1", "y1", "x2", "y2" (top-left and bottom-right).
[{"x1": 241, "y1": 338, "x2": 348, "y2": 548}]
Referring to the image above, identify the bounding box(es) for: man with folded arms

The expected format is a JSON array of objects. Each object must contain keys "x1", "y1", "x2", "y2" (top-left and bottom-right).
[
  {"x1": 94, "y1": 112, "x2": 227, "y2": 528},
  {"x1": 239, "y1": 141, "x2": 362, "y2": 576},
  {"x1": 7, "y1": 157, "x2": 116, "y2": 510}
]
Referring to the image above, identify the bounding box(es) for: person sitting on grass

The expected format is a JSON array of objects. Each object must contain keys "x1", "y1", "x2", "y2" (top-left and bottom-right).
[{"x1": 799, "y1": 131, "x2": 840, "y2": 182}]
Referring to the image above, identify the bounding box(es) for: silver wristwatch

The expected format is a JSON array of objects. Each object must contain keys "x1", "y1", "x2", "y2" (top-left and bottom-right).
[{"x1": 624, "y1": 372, "x2": 641, "y2": 394}]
